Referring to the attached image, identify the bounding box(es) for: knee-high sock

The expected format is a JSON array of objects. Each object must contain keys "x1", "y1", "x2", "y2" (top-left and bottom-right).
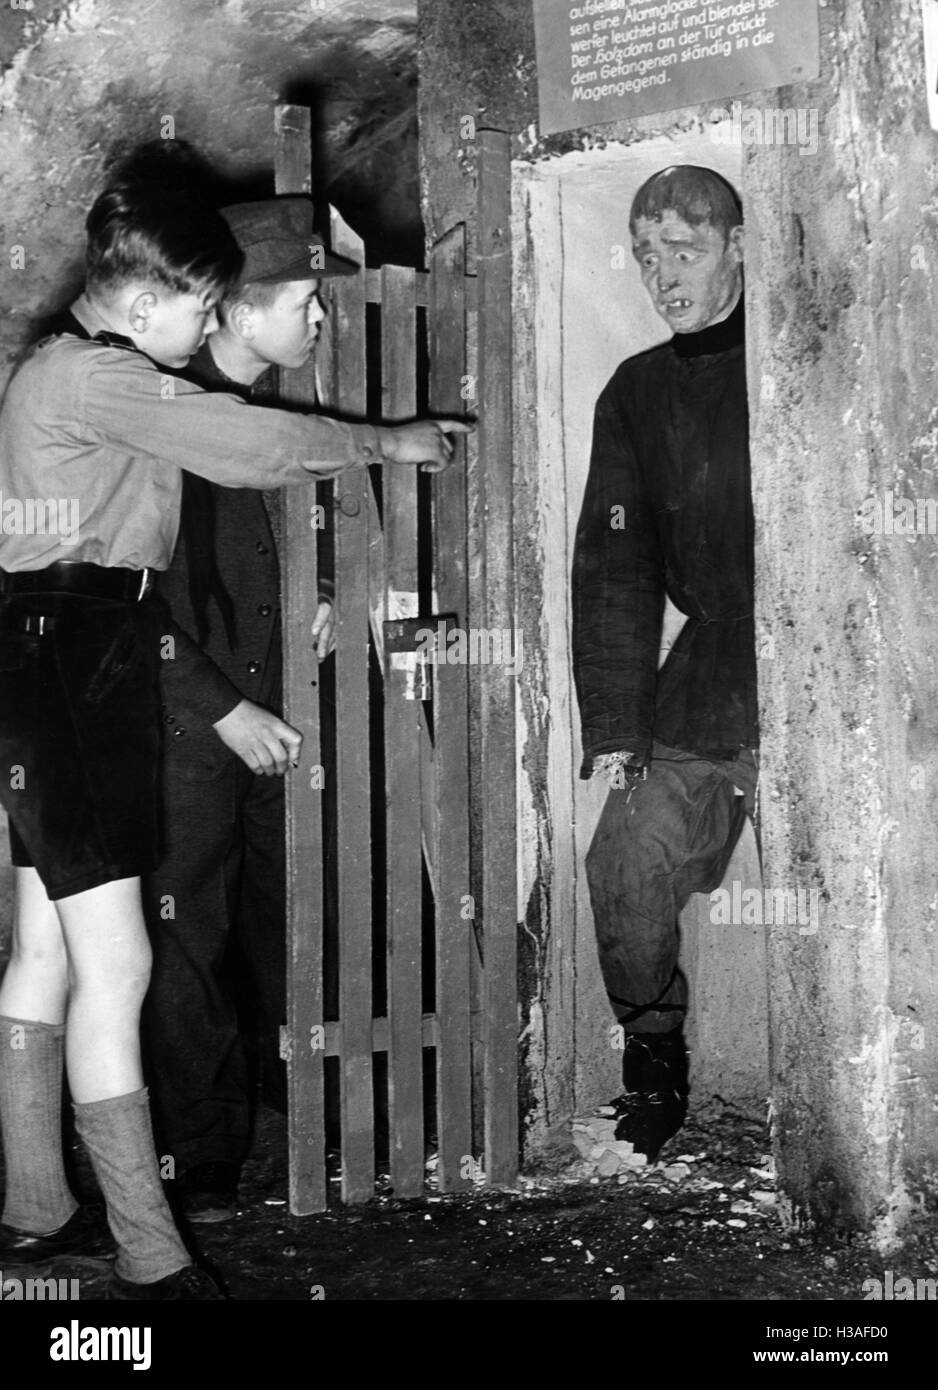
[
  {"x1": 0, "y1": 1015, "x2": 76, "y2": 1233},
  {"x1": 72, "y1": 1087, "x2": 190, "y2": 1284}
]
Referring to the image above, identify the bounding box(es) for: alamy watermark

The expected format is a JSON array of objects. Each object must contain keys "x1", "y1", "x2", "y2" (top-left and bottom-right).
[
  {"x1": 710, "y1": 881, "x2": 819, "y2": 935},
  {"x1": 1, "y1": 1270, "x2": 80, "y2": 1300},
  {"x1": 862, "y1": 1271, "x2": 937, "y2": 1300},
  {"x1": 49, "y1": 1320, "x2": 151, "y2": 1369},
  {"x1": 0, "y1": 492, "x2": 80, "y2": 546},
  {"x1": 858, "y1": 491, "x2": 938, "y2": 536},
  {"x1": 709, "y1": 101, "x2": 819, "y2": 156},
  {"x1": 414, "y1": 623, "x2": 524, "y2": 674}
]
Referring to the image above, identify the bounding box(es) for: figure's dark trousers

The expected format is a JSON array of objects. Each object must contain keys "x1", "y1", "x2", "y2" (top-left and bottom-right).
[
  {"x1": 141, "y1": 754, "x2": 287, "y2": 1174},
  {"x1": 585, "y1": 742, "x2": 758, "y2": 1036}
]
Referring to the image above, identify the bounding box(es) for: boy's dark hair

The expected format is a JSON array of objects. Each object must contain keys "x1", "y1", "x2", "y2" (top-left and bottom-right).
[
  {"x1": 629, "y1": 165, "x2": 743, "y2": 244},
  {"x1": 86, "y1": 141, "x2": 243, "y2": 298}
]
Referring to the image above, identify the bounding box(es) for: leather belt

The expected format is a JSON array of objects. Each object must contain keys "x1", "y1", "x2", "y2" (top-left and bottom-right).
[{"x1": 0, "y1": 562, "x2": 154, "y2": 603}]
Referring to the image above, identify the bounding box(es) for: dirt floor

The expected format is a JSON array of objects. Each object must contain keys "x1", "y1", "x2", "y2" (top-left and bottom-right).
[{"x1": 21, "y1": 1096, "x2": 937, "y2": 1305}]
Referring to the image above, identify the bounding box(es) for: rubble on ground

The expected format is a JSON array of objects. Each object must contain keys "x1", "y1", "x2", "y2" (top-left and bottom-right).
[{"x1": 562, "y1": 1097, "x2": 779, "y2": 1233}]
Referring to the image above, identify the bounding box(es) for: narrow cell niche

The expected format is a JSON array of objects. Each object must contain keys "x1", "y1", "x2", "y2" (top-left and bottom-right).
[{"x1": 512, "y1": 132, "x2": 767, "y2": 1117}]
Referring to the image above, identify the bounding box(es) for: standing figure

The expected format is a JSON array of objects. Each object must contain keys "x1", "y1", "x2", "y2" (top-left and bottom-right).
[{"x1": 572, "y1": 165, "x2": 758, "y2": 1163}]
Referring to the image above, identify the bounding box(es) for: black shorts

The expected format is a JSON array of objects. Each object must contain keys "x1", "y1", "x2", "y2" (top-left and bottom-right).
[{"x1": 0, "y1": 592, "x2": 163, "y2": 900}]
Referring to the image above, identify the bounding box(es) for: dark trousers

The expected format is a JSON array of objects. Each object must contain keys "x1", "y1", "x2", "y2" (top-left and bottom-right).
[
  {"x1": 141, "y1": 754, "x2": 287, "y2": 1174},
  {"x1": 585, "y1": 742, "x2": 758, "y2": 1035},
  {"x1": 0, "y1": 593, "x2": 162, "y2": 897}
]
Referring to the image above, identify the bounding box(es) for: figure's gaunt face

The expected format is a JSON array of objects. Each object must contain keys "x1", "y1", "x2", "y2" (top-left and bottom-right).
[{"x1": 632, "y1": 210, "x2": 743, "y2": 335}]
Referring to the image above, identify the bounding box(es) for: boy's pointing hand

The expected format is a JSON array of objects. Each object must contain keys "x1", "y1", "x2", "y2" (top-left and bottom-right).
[{"x1": 379, "y1": 420, "x2": 474, "y2": 473}]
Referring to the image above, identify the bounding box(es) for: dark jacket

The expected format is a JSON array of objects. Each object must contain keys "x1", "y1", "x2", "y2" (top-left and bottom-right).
[
  {"x1": 156, "y1": 345, "x2": 337, "y2": 776},
  {"x1": 155, "y1": 347, "x2": 285, "y2": 776},
  {"x1": 571, "y1": 297, "x2": 758, "y2": 775}
]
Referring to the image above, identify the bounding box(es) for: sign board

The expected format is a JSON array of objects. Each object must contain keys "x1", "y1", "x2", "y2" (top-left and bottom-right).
[{"x1": 533, "y1": 0, "x2": 821, "y2": 135}]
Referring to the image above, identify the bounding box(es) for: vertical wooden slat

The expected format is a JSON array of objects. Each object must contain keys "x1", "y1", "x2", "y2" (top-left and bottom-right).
[
  {"x1": 381, "y1": 265, "x2": 424, "y2": 1196},
  {"x1": 274, "y1": 104, "x2": 325, "y2": 1215},
  {"x1": 428, "y1": 227, "x2": 474, "y2": 1191},
  {"x1": 477, "y1": 129, "x2": 519, "y2": 1186},
  {"x1": 319, "y1": 207, "x2": 375, "y2": 1203}
]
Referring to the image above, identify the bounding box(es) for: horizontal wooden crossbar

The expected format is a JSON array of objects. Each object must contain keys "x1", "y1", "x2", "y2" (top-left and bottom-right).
[
  {"x1": 324, "y1": 1012, "x2": 481, "y2": 1055},
  {"x1": 282, "y1": 1012, "x2": 483, "y2": 1058}
]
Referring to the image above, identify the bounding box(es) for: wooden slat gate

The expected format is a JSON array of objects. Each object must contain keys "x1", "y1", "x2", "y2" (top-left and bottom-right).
[{"x1": 274, "y1": 106, "x2": 517, "y2": 1211}]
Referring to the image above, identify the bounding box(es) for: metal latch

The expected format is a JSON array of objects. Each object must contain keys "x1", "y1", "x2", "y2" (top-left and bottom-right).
[{"x1": 383, "y1": 614, "x2": 457, "y2": 701}]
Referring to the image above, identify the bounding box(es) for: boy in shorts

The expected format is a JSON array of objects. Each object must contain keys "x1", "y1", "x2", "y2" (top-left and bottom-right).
[
  {"x1": 0, "y1": 173, "x2": 464, "y2": 1299},
  {"x1": 139, "y1": 197, "x2": 349, "y2": 1223}
]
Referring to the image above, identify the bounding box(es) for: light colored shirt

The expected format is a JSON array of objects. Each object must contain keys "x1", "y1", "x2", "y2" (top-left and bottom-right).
[{"x1": 0, "y1": 333, "x2": 383, "y2": 571}]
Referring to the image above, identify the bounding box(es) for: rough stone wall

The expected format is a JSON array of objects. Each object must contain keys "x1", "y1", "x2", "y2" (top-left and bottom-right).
[
  {"x1": 746, "y1": 0, "x2": 938, "y2": 1242},
  {"x1": 0, "y1": 0, "x2": 418, "y2": 388},
  {"x1": 0, "y1": 0, "x2": 419, "y2": 960}
]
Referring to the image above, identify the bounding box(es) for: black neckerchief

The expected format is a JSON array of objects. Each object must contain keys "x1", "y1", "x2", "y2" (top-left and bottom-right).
[
  {"x1": 52, "y1": 309, "x2": 161, "y2": 365},
  {"x1": 50, "y1": 310, "x2": 237, "y2": 652},
  {"x1": 671, "y1": 294, "x2": 744, "y2": 358}
]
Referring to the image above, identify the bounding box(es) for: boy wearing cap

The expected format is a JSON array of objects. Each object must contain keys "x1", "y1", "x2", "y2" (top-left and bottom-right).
[
  {"x1": 140, "y1": 198, "x2": 350, "y2": 1222},
  {"x1": 0, "y1": 173, "x2": 464, "y2": 1299}
]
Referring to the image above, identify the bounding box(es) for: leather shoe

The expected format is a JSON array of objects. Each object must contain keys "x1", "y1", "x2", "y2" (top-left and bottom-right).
[
  {"x1": 0, "y1": 1206, "x2": 100, "y2": 1265},
  {"x1": 107, "y1": 1264, "x2": 226, "y2": 1301},
  {"x1": 605, "y1": 1087, "x2": 687, "y2": 1163}
]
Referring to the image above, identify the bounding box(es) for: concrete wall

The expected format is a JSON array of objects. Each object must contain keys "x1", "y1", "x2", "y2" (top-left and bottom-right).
[{"x1": 746, "y1": 0, "x2": 938, "y2": 1243}]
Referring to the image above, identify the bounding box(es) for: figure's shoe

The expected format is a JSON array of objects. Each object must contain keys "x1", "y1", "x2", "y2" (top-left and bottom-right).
[
  {"x1": 178, "y1": 1162, "x2": 239, "y2": 1224},
  {"x1": 107, "y1": 1264, "x2": 226, "y2": 1301},
  {"x1": 0, "y1": 1206, "x2": 101, "y2": 1265},
  {"x1": 598, "y1": 1027, "x2": 690, "y2": 1162},
  {"x1": 603, "y1": 1088, "x2": 688, "y2": 1163}
]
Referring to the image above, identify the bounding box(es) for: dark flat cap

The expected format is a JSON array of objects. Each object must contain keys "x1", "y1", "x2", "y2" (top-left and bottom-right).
[{"x1": 221, "y1": 196, "x2": 358, "y2": 283}]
